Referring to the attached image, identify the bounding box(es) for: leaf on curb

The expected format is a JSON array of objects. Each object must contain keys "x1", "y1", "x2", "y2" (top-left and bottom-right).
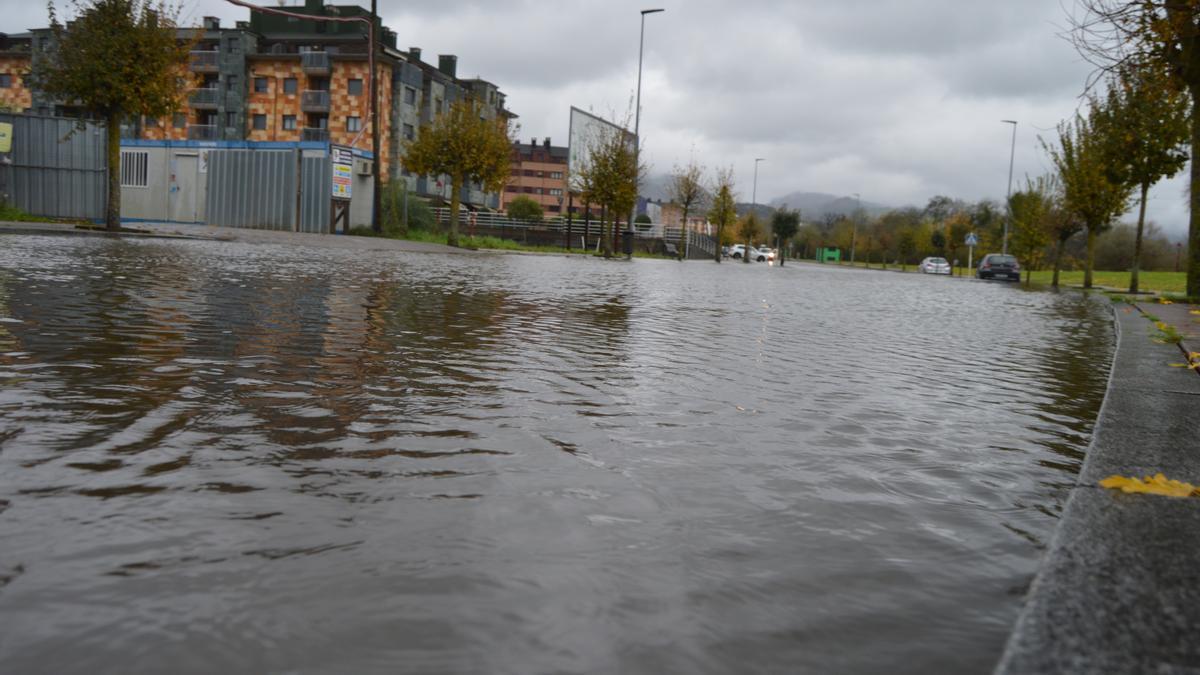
[
  {"x1": 1159, "y1": 298, "x2": 1174, "y2": 305},
  {"x1": 1100, "y1": 473, "x2": 1200, "y2": 498}
]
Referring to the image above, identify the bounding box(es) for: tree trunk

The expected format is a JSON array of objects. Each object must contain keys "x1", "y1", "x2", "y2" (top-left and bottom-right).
[
  {"x1": 601, "y1": 206, "x2": 612, "y2": 258},
  {"x1": 1084, "y1": 226, "x2": 1097, "y2": 289},
  {"x1": 1052, "y1": 237, "x2": 1064, "y2": 288},
  {"x1": 677, "y1": 206, "x2": 687, "y2": 260},
  {"x1": 779, "y1": 237, "x2": 785, "y2": 267},
  {"x1": 105, "y1": 110, "x2": 121, "y2": 232},
  {"x1": 1131, "y1": 181, "x2": 1149, "y2": 294},
  {"x1": 447, "y1": 173, "x2": 462, "y2": 247}
]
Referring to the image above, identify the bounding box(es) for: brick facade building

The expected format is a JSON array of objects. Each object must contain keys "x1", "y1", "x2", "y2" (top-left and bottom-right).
[
  {"x1": 0, "y1": 0, "x2": 513, "y2": 208},
  {"x1": 502, "y1": 138, "x2": 569, "y2": 215}
]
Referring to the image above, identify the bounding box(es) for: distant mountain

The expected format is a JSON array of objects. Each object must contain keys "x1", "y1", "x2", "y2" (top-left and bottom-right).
[
  {"x1": 768, "y1": 191, "x2": 891, "y2": 220},
  {"x1": 641, "y1": 179, "x2": 895, "y2": 222}
]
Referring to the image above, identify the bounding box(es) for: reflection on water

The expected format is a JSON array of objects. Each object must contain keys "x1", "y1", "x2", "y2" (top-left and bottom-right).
[{"x1": 0, "y1": 235, "x2": 1112, "y2": 674}]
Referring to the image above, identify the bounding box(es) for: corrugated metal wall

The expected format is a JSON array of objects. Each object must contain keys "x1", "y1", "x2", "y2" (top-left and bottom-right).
[
  {"x1": 299, "y1": 155, "x2": 330, "y2": 233},
  {"x1": 205, "y1": 149, "x2": 297, "y2": 230},
  {"x1": 203, "y1": 148, "x2": 332, "y2": 232},
  {"x1": 0, "y1": 113, "x2": 106, "y2": 220}
]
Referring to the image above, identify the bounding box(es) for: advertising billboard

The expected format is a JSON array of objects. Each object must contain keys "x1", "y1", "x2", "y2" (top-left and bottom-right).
[{"x1": 567, "y1": 107, "x2": 635, "y2": 189}]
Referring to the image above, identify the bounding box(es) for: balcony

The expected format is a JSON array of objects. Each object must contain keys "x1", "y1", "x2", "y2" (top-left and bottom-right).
[
  {"x1": 300, "y1": 90, "x2": 330, "y2": 112},
  {"x1": 301, "y1": 127, "x2": 329, "y2": 143},
  {"x1": 189, "y1": 50, "x2": 219, "y2": 72},
  {"x1": 301, "y1": 51, "x2": 330, "y2": 75},
  {"x1": 187, "y1": 125, "x2": 217, "y2": 141},
  {"x1": 188, "y1": 87, "x2": 220, "y2": 109}
]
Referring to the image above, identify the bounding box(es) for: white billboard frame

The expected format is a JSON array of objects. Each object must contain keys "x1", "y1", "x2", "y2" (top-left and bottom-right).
[{"x1": 567, "y1": 106, "x2": 635, "y2": 193}]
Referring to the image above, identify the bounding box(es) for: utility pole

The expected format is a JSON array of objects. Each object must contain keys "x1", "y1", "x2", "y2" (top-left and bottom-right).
[
  {"x1": 631, "y1": 8, "x2": 664, "y2": 260},
  {"x1": 851, "y1": 192, "x2": 860, "y2": 265},
  {"x1": 1002, "y1": 120, "x2": 1017, "y2": 255},
  {"x1": 747, "y1": 157, "x2": 764, "y2": 263}
]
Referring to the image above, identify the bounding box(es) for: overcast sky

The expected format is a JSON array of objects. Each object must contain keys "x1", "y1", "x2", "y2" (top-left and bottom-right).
[{"x1": 2, "y1": 0, "x2": 1190, "y2": 237}]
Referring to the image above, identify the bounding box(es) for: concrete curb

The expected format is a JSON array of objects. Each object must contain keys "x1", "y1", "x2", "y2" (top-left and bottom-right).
[{"x1": 996, "y1": 302, "x2": 1200, "y2": 673}]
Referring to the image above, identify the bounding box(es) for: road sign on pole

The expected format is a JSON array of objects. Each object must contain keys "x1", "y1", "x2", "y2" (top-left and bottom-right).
[{"x1": 966, "y1": 232, "x2": 978, "y2": 274}]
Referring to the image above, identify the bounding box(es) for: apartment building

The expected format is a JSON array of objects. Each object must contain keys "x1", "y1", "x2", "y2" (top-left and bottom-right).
[
  {"x1": 502, "y1": 138, "x2": 569, "y2": 215},
  {"x1": 0, "y1": 0, "x2": 514, "y2": 209}
]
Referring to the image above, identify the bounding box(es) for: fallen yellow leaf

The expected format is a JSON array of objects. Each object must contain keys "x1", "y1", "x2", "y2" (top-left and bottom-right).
[
  {"x1": 1100, "y1": 473, "x2": 1200, "y2": 498},
  {"x1": 1169, "y1": 363, "x2": 1190, "y2": 368},
  {"x1": 1190, "y1": 310, "x2": 1200, "y2": 316},
  {"x1": 1159, "y1": 298, "x2": 1174, "y2": 305}
]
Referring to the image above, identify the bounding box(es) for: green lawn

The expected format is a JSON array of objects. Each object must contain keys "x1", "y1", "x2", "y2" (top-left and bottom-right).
[{"x1": 1024, "y1": 270, "x2": 1186, "y2": 294}]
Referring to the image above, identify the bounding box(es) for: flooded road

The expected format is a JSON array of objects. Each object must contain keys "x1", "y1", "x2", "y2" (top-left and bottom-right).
[{"x1": 0, "y1": 235, "x2": 1113, "y2": 674}]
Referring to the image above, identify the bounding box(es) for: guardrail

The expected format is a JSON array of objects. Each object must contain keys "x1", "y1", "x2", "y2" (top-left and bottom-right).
[
  {"x1": 188, "y1": 87, "x2": 220, "y2": 108},
  {"x1": 301, "y1": 90, "x2": 331, "y2": 111},
  {"x1": 189, "y1": 50, "x2": 219, "y2": 71},
  {"x1": 430, "y1": 207, "x2": 717, "y2": 256},
  {"x1": 302, "y1": 127, "x2": 330, "y2": 142},
  {"x1": 187, "y1": 124, "x2": 217, "y2": 141}
]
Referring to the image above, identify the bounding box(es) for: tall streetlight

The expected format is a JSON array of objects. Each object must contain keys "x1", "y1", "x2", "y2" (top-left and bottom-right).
[
  {"x1": 630, "y1": 8, "x2": 664, "y2": 259},
  {"x1": 1001, "y1": 119, "x2": 1017, "y2": 255},
  {"x1": 746, "y1": 157, "x2": 765, "y2": 264},
  {"x1": 850, "y1": 192, "x2": 860, "y2": 265}
]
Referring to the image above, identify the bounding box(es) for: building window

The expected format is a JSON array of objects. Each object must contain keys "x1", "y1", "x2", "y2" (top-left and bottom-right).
[
  {"x1": 550, "y1": 171, "x2": 563, "y2": 179},
  {"x1": 523, "y1": 187, "x2": 533, "y2": 193},
  {"x1": 144, "y1": 116, "x2": 159, "y2": 128},
  {"x1": 549, "y1": 188, "x2": 563, "y2": 196},
  {"x1": 282, "y1": 115, "x2": 296, "y2": 130},
  {"x1": 283, "y1": 78, "x2": 297, "y2": 94},
  {"x1": 505, "y1": 185, "x2": 518, "y2": 192},
  {"x1": 253, "y1": 77, "x2": 268, "y2": 93},
  {"x1": 404, "y1": 87, "x2": 416, "y2": 105},
  {"x1": 346, "y1": 116, "x2": 361, "y2": 132},
  {"x1": 173, "y1": 113, "x2": 186, "y2": 129},
  {"x1": 226, "y1": 112, "x2": 237, "y2": 127},
  {"x1": 120, "y1": 150, "x2": 149, "y2": 188},
  {"x1": 523, "y1": 169, "x2": 534, "y2": 177},
  {"x1": 252, "y1": 114, "x2": 266, "y2": 130},
  {"x1": 402, "y1": 123, "x2": 414, "y2": 140},
  {"x1": 226, "y1": 75, "x2": 238, "y2": 92},
  {"x1": 0, "y1": 74, "x2": 10, "y2": 88},
  {"x1": 347, "y1": 78, "x2": 363, "y2": 96}
]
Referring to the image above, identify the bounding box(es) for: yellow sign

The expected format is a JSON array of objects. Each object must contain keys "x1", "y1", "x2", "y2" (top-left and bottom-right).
[{"x1": 0, "y1": 123, "x2": 11, "y2": 154}]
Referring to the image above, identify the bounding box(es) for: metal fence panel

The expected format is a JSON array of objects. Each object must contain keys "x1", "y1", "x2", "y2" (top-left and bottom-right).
[
  {"x1": 299, "y1": 155, "x2": 330, "y2": 233},
  {"x1": 205, "y1": 149, "x2": 296, "y2": 230},
  {"x1": 0, "y1": 113, "x2": 106, "y2": 220}
]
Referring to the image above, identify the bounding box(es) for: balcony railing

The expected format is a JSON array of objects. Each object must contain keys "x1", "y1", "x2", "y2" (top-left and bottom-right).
[
  {"x1": 188, "y1": 87, "x2": 220, "y2": 109},
  {"x1": 301, "y1": 51, "x2": 330, "y2": 74},
  {"x1": 300, "y1": 90, "x2": 330, "y2": 112},
  {"x1": 187, "y1": 124, "x2": 217, "y2": 141},
  {"x1": 189, "y1": 50, "x2": 219, "y2": 71},
  {"x1": 301, "y1": 127, "x2": 329, "y2": 143}
]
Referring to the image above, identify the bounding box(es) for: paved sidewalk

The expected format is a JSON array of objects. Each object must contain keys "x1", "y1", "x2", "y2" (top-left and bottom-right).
[
  {"x1": 997, "y1": 300, "x2": 1200, "y2": 673},
  {"x1": 0, "y1": 220, "x2": 472, "y2": 255}
]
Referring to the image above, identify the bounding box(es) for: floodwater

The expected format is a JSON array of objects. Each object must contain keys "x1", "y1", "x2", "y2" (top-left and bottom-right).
[{"x1": 0, "y1": 235, "x2": 1113, "y2": 674}]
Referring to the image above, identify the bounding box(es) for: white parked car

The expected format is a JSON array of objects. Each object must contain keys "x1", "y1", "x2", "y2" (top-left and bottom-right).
[
  {"x1": 918, "y1": 257, "x2": 951, "y2": 274},
  {"x1": 728, "y1": 244, "x2": 769, "y2": 262}
]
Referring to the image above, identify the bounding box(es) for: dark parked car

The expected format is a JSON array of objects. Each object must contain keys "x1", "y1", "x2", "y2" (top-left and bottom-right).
[{"x1": 977, "y1": 254, "x2": 1020, "y2": 281}]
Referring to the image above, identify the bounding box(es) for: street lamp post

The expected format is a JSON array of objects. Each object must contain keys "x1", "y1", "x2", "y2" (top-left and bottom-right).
[
  {"x1": 746, "y1": 157, "x2": 764, "y2": 264},
  {"x1": 1002, "y1": 119, "x2": 1017, "y2": 255},
  {"x1": 631, "y1": 8, "x2": 664, "y2": 259},
  {"x1": 851, "y1": 192, "x2": 860, "y2": 265}
]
